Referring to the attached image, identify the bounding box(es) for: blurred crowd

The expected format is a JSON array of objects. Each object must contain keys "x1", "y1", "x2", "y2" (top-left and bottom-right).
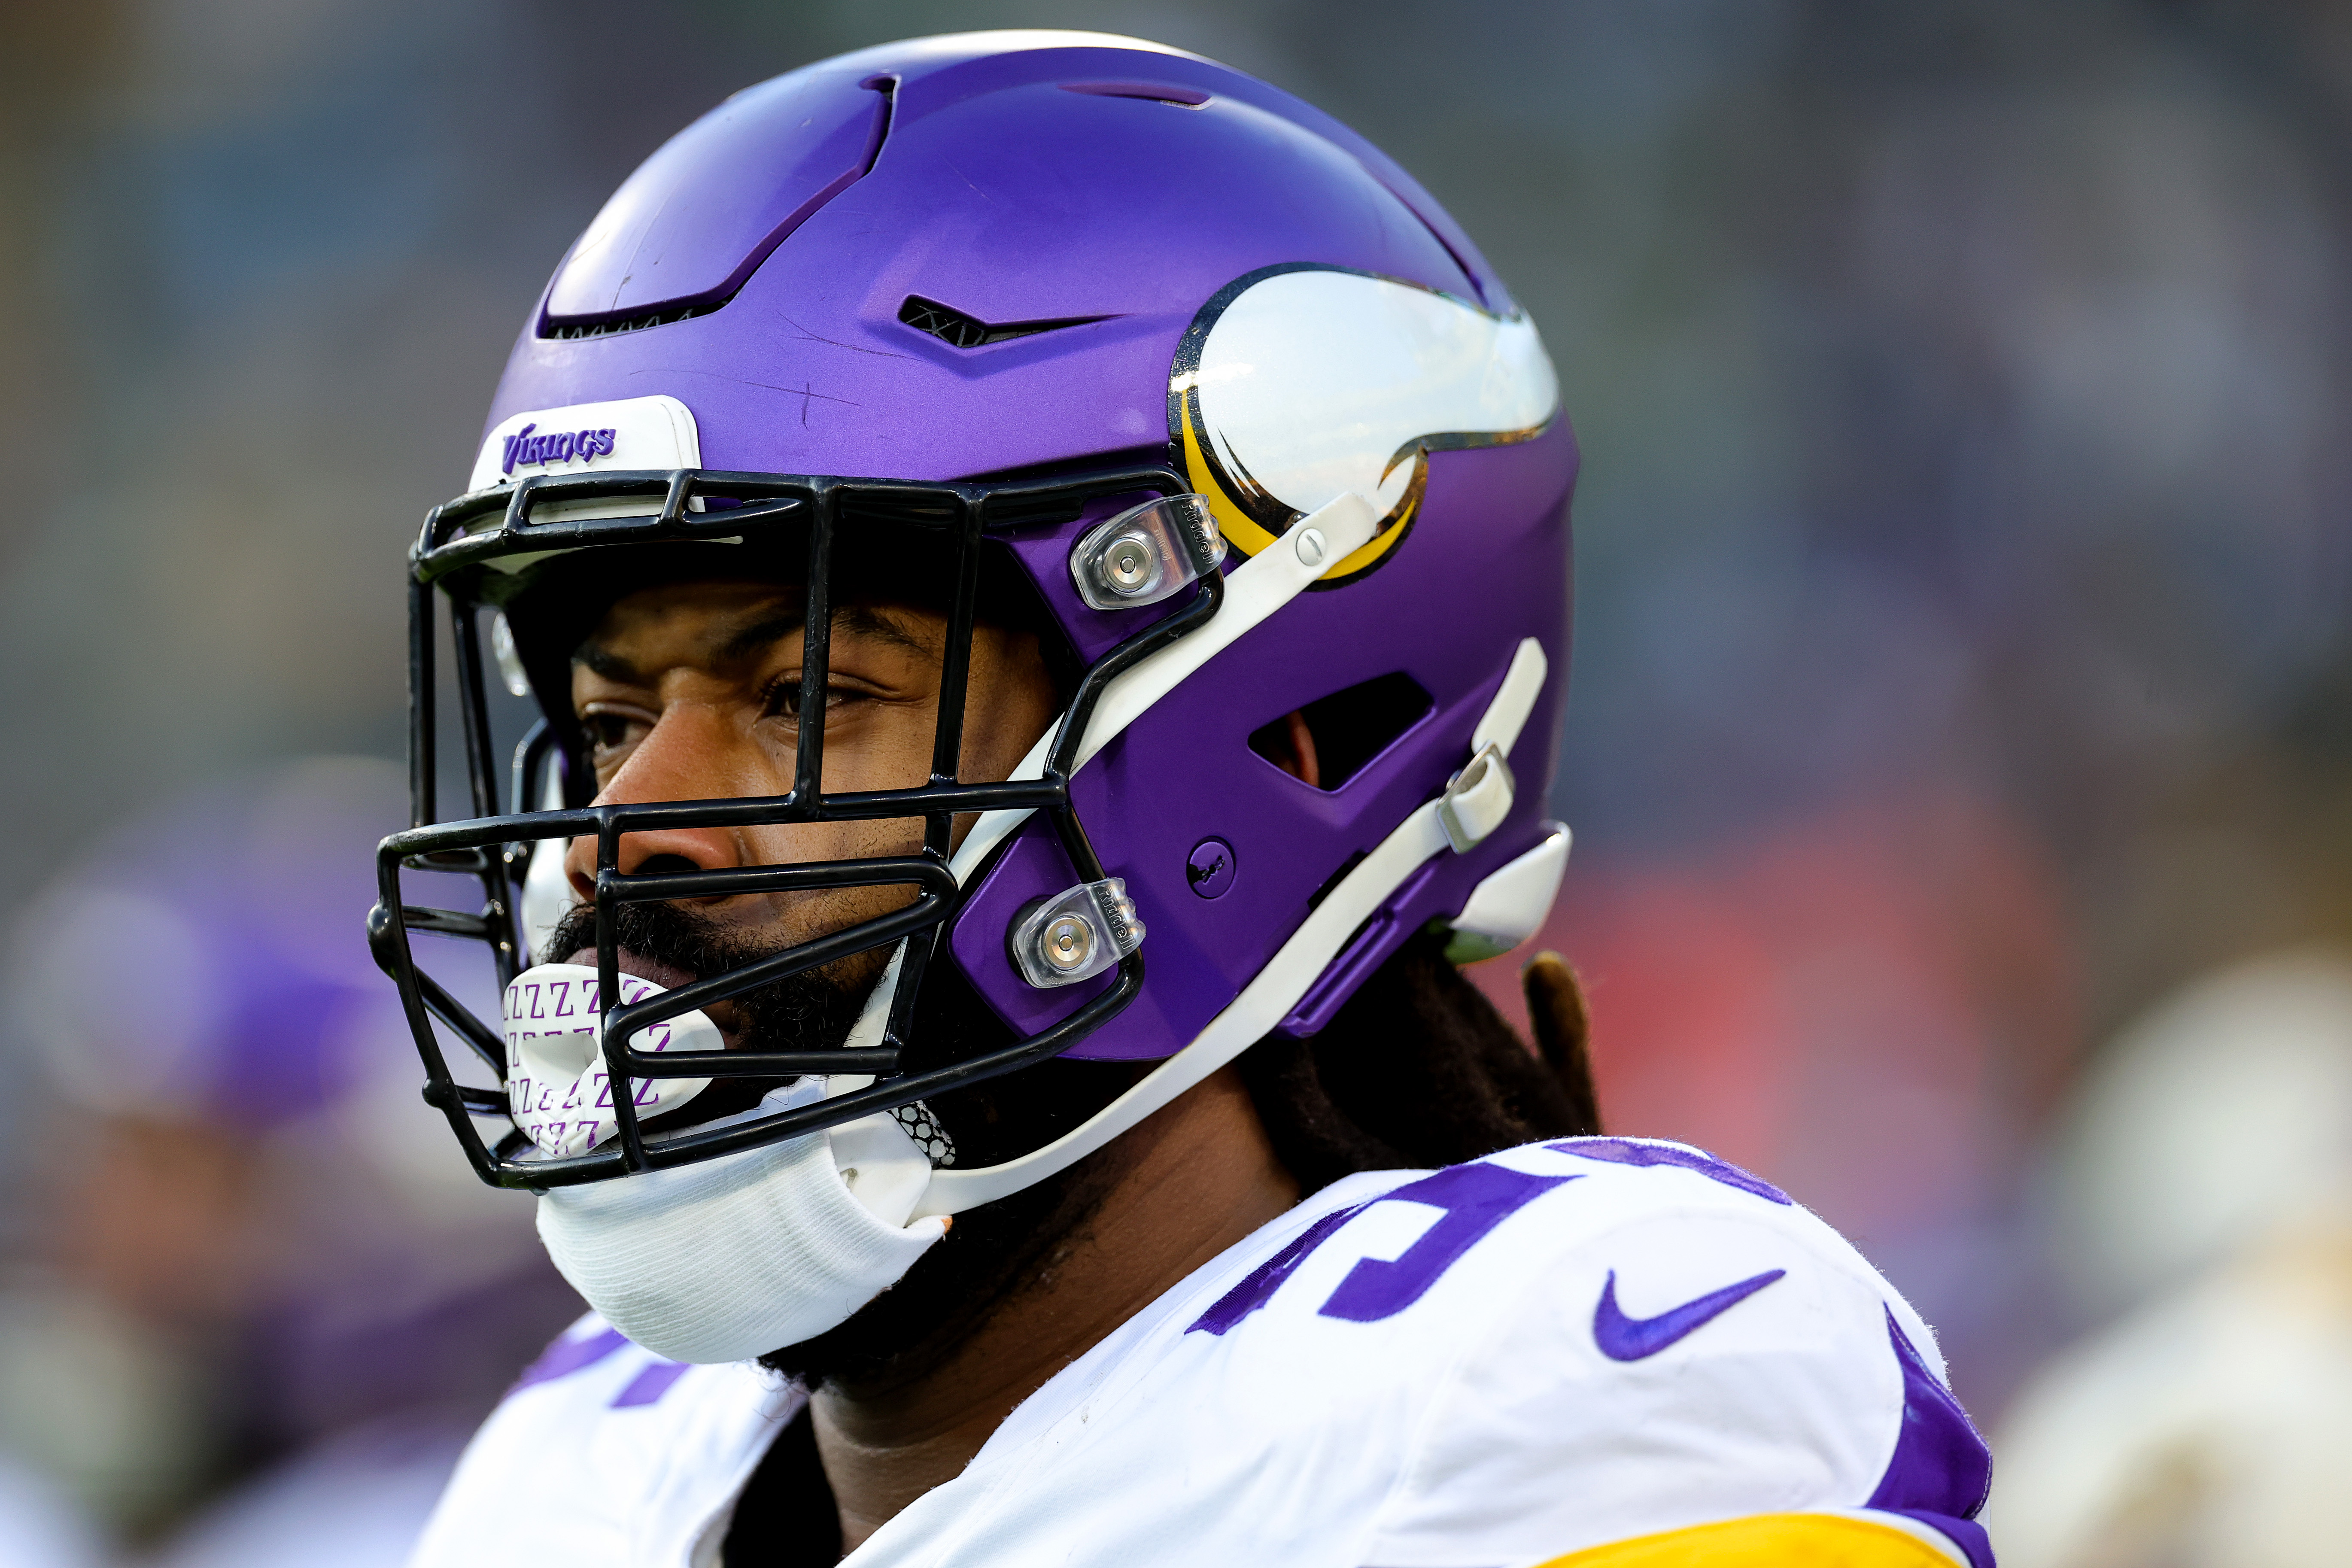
[
  {"x1": 3, "y1": 0, "x2": 2352, "y2": 1562},
  {"x1": 0, "y1": 759, "x2": 572, "y2": 1563}
]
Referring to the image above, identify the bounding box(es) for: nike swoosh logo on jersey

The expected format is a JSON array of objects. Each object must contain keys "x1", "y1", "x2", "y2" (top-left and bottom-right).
[{"x1": 1592, "y1": 1266, "x2": 1786, "y2": 1361}]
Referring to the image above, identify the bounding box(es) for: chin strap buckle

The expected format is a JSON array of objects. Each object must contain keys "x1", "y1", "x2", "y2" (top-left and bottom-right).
[{"x1": 1437, "y1": 741, "x2": 1516, "y2": 854}]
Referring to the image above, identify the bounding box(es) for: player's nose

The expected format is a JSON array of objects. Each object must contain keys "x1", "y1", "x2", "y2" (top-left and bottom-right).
[{"x1": 562, "y1": 706, "x2": 753, "y2": 903}]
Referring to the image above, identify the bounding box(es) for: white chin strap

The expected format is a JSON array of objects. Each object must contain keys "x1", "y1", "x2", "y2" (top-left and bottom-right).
[
  {"x1": 537, "y1": 1078, "x2": 944, "y2": 1363},
  {"x1": 523, "y1": 951, "x2": 945, "y2": 1364}
]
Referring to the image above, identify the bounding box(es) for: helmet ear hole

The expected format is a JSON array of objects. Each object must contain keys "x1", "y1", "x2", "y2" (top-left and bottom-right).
[{"x1": 1249, "y1": 672, "x2": 1434, "y2": 791}]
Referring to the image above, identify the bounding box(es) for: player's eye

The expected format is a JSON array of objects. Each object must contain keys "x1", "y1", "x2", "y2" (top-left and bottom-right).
[
  {"x1": 581, "y1": 711, "x2": 647, "y2": 766},
  {"x1": 760, "y1": 677, "x2": 857, "y2": 724}
]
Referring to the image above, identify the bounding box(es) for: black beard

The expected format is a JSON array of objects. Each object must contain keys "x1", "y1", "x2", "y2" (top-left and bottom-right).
[{"x1": 547, "y1": 896, "x2": 1150, "y2": 1387}]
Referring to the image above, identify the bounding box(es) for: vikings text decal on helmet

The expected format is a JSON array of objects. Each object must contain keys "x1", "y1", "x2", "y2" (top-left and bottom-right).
[
  {"x1": 468, "y1": 395, "x2": 705, "y2": 543},
  {"x1": 1172, "y1": 266, "x2": 1561, "y2": 586}
]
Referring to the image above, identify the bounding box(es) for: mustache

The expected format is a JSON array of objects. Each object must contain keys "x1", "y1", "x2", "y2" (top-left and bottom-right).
[
  {"x1": 544, "y1": 898, "x2": 875, "y2": 1126},
  {"x1": 546, "y1": 898, "x2": 872, "y2": 1042}
]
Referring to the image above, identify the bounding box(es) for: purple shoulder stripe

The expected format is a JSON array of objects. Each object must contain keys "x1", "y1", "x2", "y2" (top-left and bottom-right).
[
  {"x1": 1547, "y1": 1137, "x2": 1792, "y2": 1205},
  {"x1": 1190, "y1": 1203, "x2": 1367, "y2": 1335},
  {"x1": 511, "y1": 1325, "x2": 628, "y2": 1392},
  {"x1": 1867, "y1": 1310, "x2": 1993, "y2": 1566},
  {"x1": 610, "y1": 1360, "x2": 692, "y2": 1409}
]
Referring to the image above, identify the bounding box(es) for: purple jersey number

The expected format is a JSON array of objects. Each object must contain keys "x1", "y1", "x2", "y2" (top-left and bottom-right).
[{"x1": 1191, "y1": 1164, "x2": 1574, "y2": 1334}]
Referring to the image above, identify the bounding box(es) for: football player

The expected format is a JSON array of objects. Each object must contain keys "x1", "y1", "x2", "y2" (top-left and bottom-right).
[{"x1": 374, "y1": 31, "x2": 1994, "y2": 1568}]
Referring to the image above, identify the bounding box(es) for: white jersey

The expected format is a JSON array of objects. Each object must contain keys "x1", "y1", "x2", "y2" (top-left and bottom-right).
[{"x1": 411, "y1": 1139, "x2": 1993, "y2": 1568}]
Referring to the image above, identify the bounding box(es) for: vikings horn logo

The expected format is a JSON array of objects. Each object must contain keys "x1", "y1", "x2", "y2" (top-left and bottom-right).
[{"x1": 1168, "y1": 265, "x2": 1561, "y2": 586}]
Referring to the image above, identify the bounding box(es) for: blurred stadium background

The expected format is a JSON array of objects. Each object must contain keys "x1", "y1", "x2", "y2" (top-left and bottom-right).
[{"x1": 5, "y1": 1, "x2": 2352, "y2": 1562}]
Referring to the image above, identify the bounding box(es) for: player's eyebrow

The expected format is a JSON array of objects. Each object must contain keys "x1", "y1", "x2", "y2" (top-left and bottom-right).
[
  {"x1": 719, "y1": 605, "x2": 936, "y2": 665},
  {"x1": 572, "y1": 641, "x2": 640, "y2": 683},
  {"x1": 573, "y1": 608, "x2": 804, "y2": 681},
  {"x1": 836, "y1": 605, "x2": 936, "y2": 662},
  {"x1": 714, "y1": 611, "x2": 806, "y2": 663},
  {"x1": 573, "y1": 601, "x2": 938, "y2": 682}
]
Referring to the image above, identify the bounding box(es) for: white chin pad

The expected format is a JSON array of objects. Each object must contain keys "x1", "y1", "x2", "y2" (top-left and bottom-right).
[
  {"x1": 536, "y1": 1079, "x2": 946, "y2": 1363},
  {"x1": 502, "y1": 963, "x2": 718, "y2": 1158}
]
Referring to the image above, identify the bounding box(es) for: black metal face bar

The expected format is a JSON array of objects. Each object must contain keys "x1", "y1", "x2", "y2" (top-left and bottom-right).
[
  {"x1": 400, "y1": 905, "x2": 495, "y2": 941},
  {"x1": 591, "y1": 858, "x2": 958, "y2": 1046},
  {"x1": 378, "y1": 459, "x2": 1208, "y2": 1189},
  {"x1": 372, "y1": 851, "x2": 514, "y2": 1188},
  {"x1": 881, "y1": 923, "x2": 937, "y2": 1062},
  {"x1": 452, "y1": 609, "x2": 499, "y2": 822},
  {"x1": 408, "y1": 580, "x2": 436, "y2": 828},
  {"x1": 510, "y1": 718, "x2": 553, "y2": 817},
  {"x1": 368, "y1": 875, "x2": 504, "y2": 1077},
  {"x1": 595, "y1": 854, "x2": 956, "y2": 905},
  {"x1": 794, "y1": 487, "x2": 835, "y2": 804},
  {"x1": 928, "y1": 496, "x2": 984, "y2": 805},
  {"x1": 447, "y1": 1084, "x2": 511, "y2": 1115},
  {"x1": 1045, "y1": 568, "x2": 1223, "y2": 784},
  {"x1": 413, "y1": 961, "x2": 507, "y2": 1073},
  {"x1": 380, "y1": 779, "x2": 1071, "y2": 857},
  {"x1": 882, "y1": 492, "x2": 987, "y2": 1059},
  {"x1": 413, "y1": 464, "x2": 1186, "y2": 584},
  {"x1": 658, "y1": 468, "x2": 695, "y2": 527},
  {"x1": 506, "y1": 718, "x2": 557, "y2": 898},
  {"x1": 592, "y1": 817, "x2": 648, "y2": 1166},
  {"x1": 450, "y1": 608, "x2": 521, "y2": 986}
]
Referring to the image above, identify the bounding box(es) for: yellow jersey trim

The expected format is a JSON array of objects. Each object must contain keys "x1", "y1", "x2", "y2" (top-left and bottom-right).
[{"x1": 1532, "y1": 1512, "x2": 1962, "y2": 1567}]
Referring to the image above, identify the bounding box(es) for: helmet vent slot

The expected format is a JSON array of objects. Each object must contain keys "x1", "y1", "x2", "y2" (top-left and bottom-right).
[
  {"x1": 898, "y1": 295, "x2": 1108, "y2": 349},
  {"x1": 542, "y1": 299, "x2": 723, "y2": 340},
  {"x1": 1057, "y1": 81, "x2": 1212, "y2": 109},
  {"x1": 1251, "y1": 672, "x2": 1434, "y2": 792}
]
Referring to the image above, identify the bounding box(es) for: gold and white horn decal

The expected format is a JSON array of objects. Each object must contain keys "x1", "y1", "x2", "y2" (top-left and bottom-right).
[{"x1": 1167, "y1": 264, "x2": 1561, "y2": 587}]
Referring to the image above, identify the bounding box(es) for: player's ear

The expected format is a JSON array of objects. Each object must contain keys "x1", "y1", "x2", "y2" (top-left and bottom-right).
[{"x1": 1523, "y1": 952, "x2": 1600, "y2": 1136}]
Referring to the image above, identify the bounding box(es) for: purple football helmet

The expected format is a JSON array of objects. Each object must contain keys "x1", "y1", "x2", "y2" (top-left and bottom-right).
[{"x1": 372, "y1": 31, "x2": 1577, "y2": 1209}]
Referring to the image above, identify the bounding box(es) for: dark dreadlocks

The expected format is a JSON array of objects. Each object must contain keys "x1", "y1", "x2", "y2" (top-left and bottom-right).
[{"x1": 1240, "y1": 932, "x2": 1602, "y2": 1194}]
